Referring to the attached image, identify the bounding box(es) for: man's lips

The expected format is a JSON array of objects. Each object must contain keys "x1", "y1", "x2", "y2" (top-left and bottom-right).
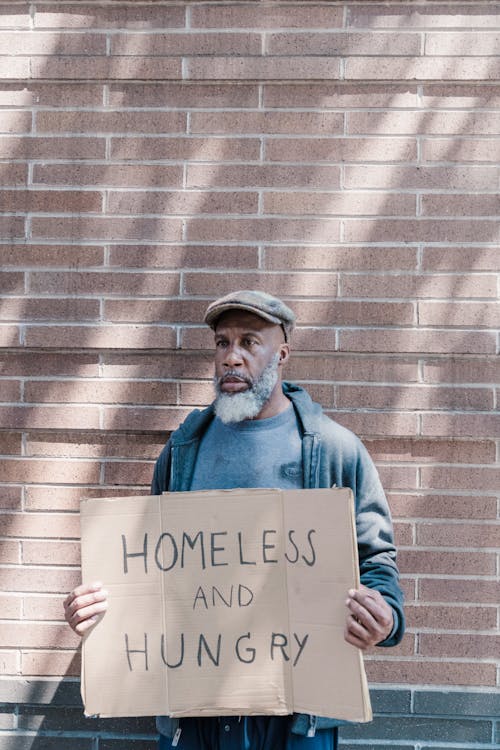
[{"x1": 219, "y1": 374, "x2": 251, "y2": 393}]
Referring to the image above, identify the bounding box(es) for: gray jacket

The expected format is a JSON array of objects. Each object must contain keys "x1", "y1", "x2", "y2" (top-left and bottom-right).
[{"x1": 152, "y1": 382, "x2": 405, "y2": 736}]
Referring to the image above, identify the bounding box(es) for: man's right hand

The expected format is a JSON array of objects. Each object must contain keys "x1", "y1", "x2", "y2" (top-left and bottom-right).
[{"x1": 64, "y1": 581, "x2": 108, "y2": 636}]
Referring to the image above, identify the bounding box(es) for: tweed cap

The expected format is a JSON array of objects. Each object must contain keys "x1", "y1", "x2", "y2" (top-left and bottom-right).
[{"x1": 204, "y1": 290, "x2": 296, "y2": 342}]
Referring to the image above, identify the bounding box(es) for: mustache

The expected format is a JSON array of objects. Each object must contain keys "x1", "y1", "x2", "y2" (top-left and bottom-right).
[{"x1": 217, "y1": 370, "x2": 253, "y2": 388}]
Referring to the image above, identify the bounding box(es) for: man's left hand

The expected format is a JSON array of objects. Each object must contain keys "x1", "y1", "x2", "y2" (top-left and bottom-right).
[{"x1": 344, "y1": 584, "x2": 394, "y2": 650}]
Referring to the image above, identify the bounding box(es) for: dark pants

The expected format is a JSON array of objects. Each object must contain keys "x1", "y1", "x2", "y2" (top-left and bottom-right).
[{"x1": 158, "y1": 716, "x2": 338, "y2": 750}]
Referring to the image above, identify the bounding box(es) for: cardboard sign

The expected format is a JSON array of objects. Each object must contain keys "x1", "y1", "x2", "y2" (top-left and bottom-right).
[{"x1": 80, "y1": 488, "x2": 372, "y2": 722}]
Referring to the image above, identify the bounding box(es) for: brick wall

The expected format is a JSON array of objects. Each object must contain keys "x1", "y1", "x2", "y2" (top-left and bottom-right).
[{"x1": 0, "y1": 1, "x2": 499, "y2": 748}]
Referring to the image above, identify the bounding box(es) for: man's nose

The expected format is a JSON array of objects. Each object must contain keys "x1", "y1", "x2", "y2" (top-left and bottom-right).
[{"x1": 223, "y1": 344, "x2": 243, "y2": 366}]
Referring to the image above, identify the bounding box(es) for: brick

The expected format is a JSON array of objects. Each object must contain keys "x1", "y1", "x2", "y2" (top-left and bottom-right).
[
  {"x1": 341, "y1": 710, "x2": 494, "y2": 741},
  {"x1": 0, "y1": 352, "x2": 99, "y2": 377},
  {"x1": 1, "y1": 83, "x2": 103, "y2": 107},
  {"x1": 179, "y1": 381, "x2": 215, "y2": 406},
  {"x1": 23, "y1": 540, "x2": 80, "y2": 566},
  {"x1": 0, "y1": 433, "x2": 22, "y2": 454},
  {"x1": 0, "y1": 594, "x2": 21, "y2": 619},
  {"x1": 190, "y1": 111, "x2": 344, "y2": 136},
  {"x1": 101, "y1": 352, "x2": 211, "y2": 380},
  {"x1": 31, "y1": 217, "x2": 183, "y2": 242},
  {"x1": 388, "y1": 494, "x2": 497, "y2": 520},
  {"x1": 35, "y1": 4, "x2": 185, "y2": 29},
  {"x1": 421, "y1": 194, "x2": 500, "y2": 217},
  {"x1": 426, "y1": 32, "x2": 500, "y2": 56},
  {"x1": 377, "y1": 465, "x2": 418, "y2": 491},
  {"x1": 186, "y1": 218, "x2": 341, "y2": 243},
  {"x1": 350, "y1": 111, "x2": 500, "y2": 136},
  {"x1": 263, "y1": 83, "x2": 417, "y2": 109},
  {"x1": 0, "y1": 244, "x2": 104, "y2": 268},
  {"x1": 0, "y1": 735, "x2": 92, "y2": 750},
  {"x1": 0, "y1": 380, "x2": 20, "y2": 402},
  {"x1": 419, "y1": 578, "x2": 500, "y2": 604},
  {"x1": 332, "y1": 411, "x2": 419, "y2": 438},
  {"x1": 103, "y1": 459, "x2": 155, "y2": 486},
  {"x1": 191, "y1": 5, "x2": 343, "y2": 29},
  {"x1": 0, "y1": 541, "x2": 19, "y2": 564},
  {"x1": 0, "y1": 6, "x2": 29, "y2": 28},
  {"x1": 347, "y1": 272, "x2": 498, "y2": 299},
  {"x1": 25, "y1": 432, "x2": 165, "y2": 460},
  {"x1": 299, "y1": 301, "x2": 414, "y2": 327},
  {"x1": 0, "y1": 326, "x2": 20, "y2": 346},
  {"x1": 0, "y1": 298, "x2": 100, "y2": 322},
  {"x1": 0, "y1": 31, "x2": 106, "y2": 55},
  {"x1": 422, "y1": 246, "x2": 500, "y2": 271},
  {"x1": 0, "y1": 163, "x2": 27, "y2": 183},
  {"x1": 110, "y1": 136, "x2": 260, "y2": 162},
  {"x1": 184, "y1": 271, "x2": 339, "y2": 298},
  {"x1": 24, "y1": 324, "x2": 177, "y2": 350},
  {"x1": 264, "y1": 191, "x2": 415, "y2": 216},
  {"x1": 30, "y1": 270, "x2": 180, "y2": 296},
  {"x1": 0, "y1": 486, "x2": 22, "y2": 510},
  {"x1": 107, "y1": 190, "x2": 258, "y2": 216},
  {"x1": 406, "y1": 603, "x2": 496, "y2": 631},
  {"x1": 21, "y1": 650, "x2": 80, "y2": 677},
  {"x1": 0, "y1": 458, "x2": 99, "y2": 485},
  {"x1": 346, "y1": 57, "x2": 500, "y2": 81},
  {"x1": 104, "y1": 298, "x2": 207, "y2": 324},
  {"x1": 267, "y1": 32, "x2": 420, "y2": 56},
  {"x1": 264, "y1": 246, "x2": 418, "y2": 272},
  {"x1": 0, "y1": 512, "x2": 79, "y2": 539},
  {"x1": 0, "y1": 136, "x2": 106, "y2": 160},
  {"x1": 0, "y1": 190, "x2": 102, "y2": 213},
  {"x1": 36, "y1": 110, "x2": 186, "y2": 135},
  {"x1": 338, "y1": 385, "x2": 493, "y2": 411},
  {"x1": 419, "y1": 302, "x2": 500, "y2": 328},
  {"x1": 289, "y1": 354, "x2": 418, "y2": 383},
  {"x1": 30, "y1": 55, "x2": 182, "y2": 81},
  {"x1": 423, "y1": 358, "x2": 500, "y2": 386},
  {"x1": 420, "y1": 634, "x2": 500, "y2": 659},
  {"x1": 109, "y1": 83, "x2": 259, "y2": 109},
  {"x1": 24, "y1": 486, "x2": 149, "y2": 513},
  {"x1": 0, "y1": 406, "x2": 100, "y2": 431},
  {"x1": 420, "y1": 466, "x2": 500, "y2": 492},
  {"x1": 0, "y1": 651, "x2": 19, "y2": 675},
  {"x1": 422, "y1": 413, "x2": 500, "y2": 438},
  {"x1": 398, "y1": 549, "x2": 496, "y2": 576},
  {"x1": 348, "y1": 5, "x2": 500, "y2": 29},
  {"x1": 346, "y1": 218, "x2": 499, "y2": 244},
  {"x1": 0, "y1": 57, "x2": 30, "y2": 79},
  {"x1": 111, "y1": 32, "x2": 261, "y2": 56},
  {"x1": 108, "y1": 245, "x2": 259, "y2": 270},
  {"x1": 346, "y1": 165, "x2": 500, "y2": 190},
  {"x1": 340, "y1": 330, "x2": 496, "y2": 355},
  {"x1": 33, "y1": 163, "x2": 183, "y2": 188},
  {"x1": 102, "y1": 407, "x2": 191, "y2": 433},
  {"x1": 414, "y1": 688, "x2": 500, "y2": 717},
  {"x1": 18, "y1": 706, "x2": 155, "y2": 735},
  {"x1": 0, "y1": 676, "x2": 82, "y2": 704},
  {"x1": 0, "y1": 217, "x2": 24, "y2": 239},
  {"x1": 423, "y1": 137, "x2": 500, "y2": 162},
  {"x1": 365, "y1": 659, "x2": 497, "y2": 688},
  {"x1": 265, "y1": 136, "x2": 417, "y2": 163},
  {"x1": 23, "y1": 594, "x2": 73, "y2": 621},
  {"x1": 0, "y1": 566, "x2": 80, "y2": 593},
  {"x1": 422, "y1": 83, "x2": 500, "y2": 108},
  {"x1": 191, "y1": 164, "x2": 317, "y2": 191},
  {"x1": 0, "y1": 622, "x2": 78, "y2": 649},
  {"x1": 366, "y1": 438, "x2": 496, "y2": 465},
  {"x1": 25, "y1": 380, "x2": 177, "y2": 406},
  {"x1": 393, "y1": 522, "x2": 413, "y2": 547}
]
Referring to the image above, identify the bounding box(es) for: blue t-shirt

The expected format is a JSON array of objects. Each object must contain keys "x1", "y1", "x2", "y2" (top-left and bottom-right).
[{"x1": 190, "y1": 404, "x2": 303, "y2": 491}]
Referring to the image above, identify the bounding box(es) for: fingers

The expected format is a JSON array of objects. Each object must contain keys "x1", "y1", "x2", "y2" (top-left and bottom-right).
[
  {"x1": 64, "y1": 581, "x2": 108, "y2": 636},
  {"x1": 344, "y1": 585, "x2": 393, "y2": 650}
]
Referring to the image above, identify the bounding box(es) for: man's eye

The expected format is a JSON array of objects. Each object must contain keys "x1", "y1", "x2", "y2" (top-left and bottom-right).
[
  {"x1": 243, "y1": 338, "x2": 256, "y2": 347},
  {"x1": 215, "y1": 340, "x2": 227, "y2": 348}
]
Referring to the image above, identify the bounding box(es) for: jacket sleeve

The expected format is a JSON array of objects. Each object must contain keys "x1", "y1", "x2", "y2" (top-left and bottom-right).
[
  {"x1": 150, "y1": 439, "x2": 171, "y2": 495},
  {"x1": 350, "y1": 439, "x2": 406, "y2": 647}
]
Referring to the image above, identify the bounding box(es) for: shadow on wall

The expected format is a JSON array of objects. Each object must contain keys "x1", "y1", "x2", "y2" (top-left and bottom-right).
[{"x1": 0, "y1": 2, "x2": 498, "y2": 745}]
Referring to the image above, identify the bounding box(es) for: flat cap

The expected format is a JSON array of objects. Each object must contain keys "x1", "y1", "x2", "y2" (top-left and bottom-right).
[{"x1": 204, "y1": 290, "x2": 296, "y2": 342}]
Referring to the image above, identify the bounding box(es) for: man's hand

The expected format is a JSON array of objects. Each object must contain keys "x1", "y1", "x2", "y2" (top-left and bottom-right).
[
  {"x1": 64, "y1": 581, "x2": 108, "y2": 636},
  {"x1": 344, "y1": 584, "x2": 393, "y2": 650}
]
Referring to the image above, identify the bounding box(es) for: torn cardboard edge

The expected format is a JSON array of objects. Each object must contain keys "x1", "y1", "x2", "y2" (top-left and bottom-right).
[{"x1": 80, "y1": 488, "x2": 372, "y2": 723}]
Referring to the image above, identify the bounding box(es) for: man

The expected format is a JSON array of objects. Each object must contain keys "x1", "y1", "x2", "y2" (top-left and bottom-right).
[{"x1": 65, "y1": 290, "x2": 405, "y2": 750}]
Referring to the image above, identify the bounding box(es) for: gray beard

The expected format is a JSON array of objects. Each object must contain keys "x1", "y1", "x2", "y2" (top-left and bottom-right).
[{"x1": 213, "y1": 354, "x2": 280, "y2": 424}]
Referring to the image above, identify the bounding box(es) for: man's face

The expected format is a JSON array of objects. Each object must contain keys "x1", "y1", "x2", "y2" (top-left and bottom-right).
[{"x1": 212, "y1": 310, "x2": 288, "y2": 423}]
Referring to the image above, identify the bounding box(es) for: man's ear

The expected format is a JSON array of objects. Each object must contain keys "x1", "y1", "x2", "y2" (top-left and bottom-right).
[{"x1": 278, "y1": 343, "x2": 290, "y2": 367}]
